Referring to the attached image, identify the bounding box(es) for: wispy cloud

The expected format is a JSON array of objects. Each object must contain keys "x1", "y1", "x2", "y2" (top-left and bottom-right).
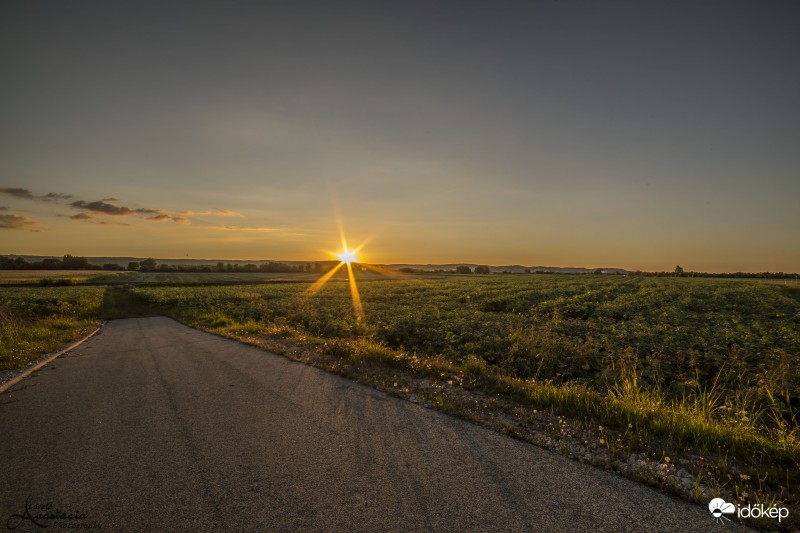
[
  {"x1": 0, "y1": 187, "x2": 71, "y2": 202},
  {"x1": 43, "y1": 192, "x2": 73, "y2": 201},
  {"x1": 179, "y1": 208, "x2": 244, "y2": 217},
  {"x1": 95, "y1": 220, "x2": 132, "y2": 227},
  {"x1": 71, "y1": 200, "x2": 163, "y2": 216},
  {"x1": 148, "y1": 214, "x2": 191, "y2": 223},
  {"x1": 0, "y1": 213, "x2": 37, "y2": 230},
  {"x1": 136, "y1": 208, "x2": 162, "y2": 214},
  {"x1": 61, "y1": 212, "x2": 135, "y2": 226},
  {"x1": 0, "y1": 187, "x2": 36, "y2": 200},
  {"x1": 71, "y1": 200, "x2": 135, "y2": 215},
  {"x1": 212, "y1": 208, "x2": 244, "y2": 217},
  {"x1": 210, "y1": 225, "x2": 280, "y2": 233}
]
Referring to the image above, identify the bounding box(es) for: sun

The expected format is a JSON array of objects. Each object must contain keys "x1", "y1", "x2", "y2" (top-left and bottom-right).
[
  {"x1": 305, "y1": 234, "x2": 367, "y2": 322},
  {"x1": 306, "y1": 224, "x2": 396, "y2": 323},
  {"x1": 337, "y1": 248, "x2": 358, "y2": 266}
]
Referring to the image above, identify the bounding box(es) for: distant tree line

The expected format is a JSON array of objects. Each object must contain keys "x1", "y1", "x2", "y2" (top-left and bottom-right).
[
  {"x1": 0, "y1": 255, "x2": 325, "y2": 274},
  {"x1": 401, "y1": 263, "x2": 799, "y2": 278},
  {"x1": 131, "y1": 259, "x2": 317, "y2": 273},
  {"x1": 630, "y1": 265, "x2": 800, "y2": 280},
  {"x1": 399, "y1": 265, "x2": 493, "y2": 274},
  {"x1": 0, "y1": 254, "x2": 125, "y2": 271}
]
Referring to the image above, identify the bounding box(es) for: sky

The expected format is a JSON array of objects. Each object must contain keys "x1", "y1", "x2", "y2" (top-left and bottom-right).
[{"x1": 1, "y1": 1, "x2": 798, "y2": 272}]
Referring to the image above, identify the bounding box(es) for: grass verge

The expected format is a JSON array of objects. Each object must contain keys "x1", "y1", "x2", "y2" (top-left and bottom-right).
[{"x1": 0, "y1": 286, "x2": 105, "y2": 371}]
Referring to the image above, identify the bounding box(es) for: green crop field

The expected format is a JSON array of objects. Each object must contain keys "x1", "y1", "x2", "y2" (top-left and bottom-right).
[{"x1": 131, "y1": 275, "x2": 800, "y2": 404}]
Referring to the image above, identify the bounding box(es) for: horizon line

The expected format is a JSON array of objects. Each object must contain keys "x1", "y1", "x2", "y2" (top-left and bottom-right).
[{"x1": 2, "y1": 253, "x2": 799, "y2": 276}]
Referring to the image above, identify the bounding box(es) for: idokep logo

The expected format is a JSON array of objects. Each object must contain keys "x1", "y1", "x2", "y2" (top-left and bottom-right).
[
  {"x1": 709, "y1": 498, "x2": 735, "y2": 524},
  {"x1": 708, "y1": 498, "x2": 790, "y2": 525},
  {"x1": 738, "y1": 503, "x2": 790, "y2": 523}
]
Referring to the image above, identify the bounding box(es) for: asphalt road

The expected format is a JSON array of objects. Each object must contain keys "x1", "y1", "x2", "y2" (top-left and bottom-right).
[{"x1": 0, "y1": 317, "x2": 745, "y2": 532}]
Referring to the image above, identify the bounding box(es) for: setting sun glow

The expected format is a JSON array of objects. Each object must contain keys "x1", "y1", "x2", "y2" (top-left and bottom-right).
[
  {"x1": 305, "y1": 229, "x2": 368, "y2": 322},
  {"x1": 305, "y1": 226, "x2": 405, "y2": 322}
]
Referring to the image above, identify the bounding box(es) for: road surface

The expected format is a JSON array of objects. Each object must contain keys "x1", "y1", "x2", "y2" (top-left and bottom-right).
[{"x1": 1, "y1": 317, "x2": 743, "y2": 532}]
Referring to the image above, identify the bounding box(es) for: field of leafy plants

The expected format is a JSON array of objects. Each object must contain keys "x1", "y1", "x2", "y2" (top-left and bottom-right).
[{"x1": 131, "y1": 275, "x2": 799, "y2": 437}]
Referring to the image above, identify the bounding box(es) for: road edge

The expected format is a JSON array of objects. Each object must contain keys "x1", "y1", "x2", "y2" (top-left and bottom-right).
[{"x1": 0, "y1": 323, "x2": 105, "y2": 395}]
